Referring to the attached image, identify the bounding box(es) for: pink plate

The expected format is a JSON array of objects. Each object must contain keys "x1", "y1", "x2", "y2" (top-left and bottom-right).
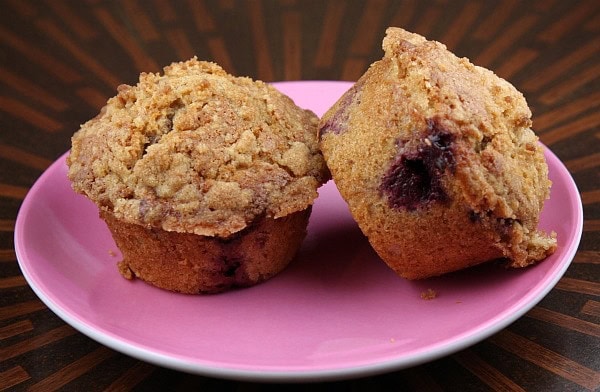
[{"x1": 15, "y1": 81, "x2": 583, "y2": 382}]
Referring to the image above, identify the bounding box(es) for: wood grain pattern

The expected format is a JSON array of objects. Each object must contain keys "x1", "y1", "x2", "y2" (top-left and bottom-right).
[
  {"x1": 555, "y1": 277, "x2": 600, "y2": 296},
  {"x1": 453, "y1": 349, "x2": 526, "y2": 392},
  {"x1": 489, "y1": 330, "x2": 600, "y2": 391},
  {"x1": 189, "y1": 0, "x2": 217, "y2": 33},
  {"x1": 0, "y1": 144, "x2": 53, "y2": 171},
  {"x1": 495, "y1": 48, "x2": 539, "y2": 81},
  {"x1": 474, "y1": 14, "x2": 539, "y2": 68},
  {"x1": 538, "y1": 0, "x2": 599, "y2": 43},
  {"x1": 0, "y1": 300, "x2": 46, "y2": 321},
  {"x1": 0, "y1": 183, "x2": 29, "y2": 200},
  {"x1": 0, "y1": 320, "x2": 34, "y2": 340},
  {"x1": 0, "y1": 325, "x2": 77, "y2": 362},
  {"x1": 539, "y1": 111, "x2": 600, "y2": 146},
  {"x1": 349, "y1": 0, "x2": 389, "y2": 56},
  {"x1": 0, "y1": 25, "x2": 82, "y2": 83},
  {"x1": 206, "y1": 37, "x2": 237, "y2": 75},
  {"x1": 581, "y1": 190, "x2": 600, "y2": 206},
  {"x1": 44, "y1": 0, "x2": 98, "y2": 40},
  {"x1": 0, "y1": 366, "x2": 30, "y2": 391},
  {"x1": 443, "y1": 1, "x2": 484, "y2": 52},
  {"x1": 573, "y1": 250, "x2": 600, "y2": 263},
  {"x1": 0, "y1": 97, "x2": 62, "y2": 133},
  {"x1": 27, "y1": 347, "x2": 117, "y2": 392},
  {"x1": 534, "y1": 91, "x2": 600, "y2": 131},
  {"x1": 522, "y1": 37, "x2": 600, "y2": 92},
  {"x1": 34, "y1": 18, "x2": 122, "y2": 88},
  {"x1": 247, "y1": 0, "x2": 275, "y2": 81},
  {"x1": 0, "y1": 250, "x2": 16, "y2": 263},
  {"x1": 314, "y1": 0, "x2": 346, "y2": 69},
  {"x1": 166, "y1": 28, "x2": 197, "y2": 62},
  {"x1": 76, "y1": 87, "x2": 111, "y2": 111},
  {"x1": 0, "y1": 1, "x2": 597, "y2": 390},
  {"x1": 526, "y1": 306, "x2": 600, "y2": 337},
  {"x1": 581, "y1": 300, "x2": 600, "y2": 317},
  {"x1": 0, "y1": 276, "x2": 27, "y2": 289},
  {"x1": 122, "y1": 0, "x2": 160, "y2": 42},
  {"x1": 0, "y1": 221, "x2": 15, "y2": 232},
  {"x1": 583, "y1": 222, "x2": 600, "y2": 233},
  {"x1": 93, "y1": 6, "x2": 160, "y2": 73},
  {"x1": 0, "y1": 67, "x2": 69, "y2": 112},
  {"x1": 104, "y1": 362, "x2": 156, "y2": 392},
  {"x1": 538, "y1": 64, "x2": 600, "y2": 105},
  {"x1": 282, "y1": 9, "x2": 302, "y2": 80},
  {"x1": 473, "y1": 0, "x2": 520, "y2": 40}
]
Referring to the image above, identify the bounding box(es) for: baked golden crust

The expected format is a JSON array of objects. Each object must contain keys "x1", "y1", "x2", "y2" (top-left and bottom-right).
[
  {"x1": 103, "y1": 209, "x2": 310, "y2": 294},
  {"x1": 68, "y1": 58, "x2": 329, "y2": 238},
  {"x1": 319, "y1": 28, "x2": 556, "y2": 279}
]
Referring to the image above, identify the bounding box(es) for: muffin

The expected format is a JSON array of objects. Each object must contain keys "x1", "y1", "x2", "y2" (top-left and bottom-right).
[
  {"x1": 68, "y1": 58, "x2": 329, "y2": 293},
  {"x1": 319, "y1": 28, "x2": 556, "y2": 279}
]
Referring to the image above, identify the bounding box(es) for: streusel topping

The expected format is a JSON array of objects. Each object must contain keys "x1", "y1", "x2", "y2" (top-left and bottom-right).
[{"x1": 68, "y1": 58, "x2": 328, "y2": 237}]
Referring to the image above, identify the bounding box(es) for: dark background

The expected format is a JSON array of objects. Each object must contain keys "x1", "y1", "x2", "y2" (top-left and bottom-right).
[{"x1": 0, "y1": 1, "x2": 598, "y2": 390}]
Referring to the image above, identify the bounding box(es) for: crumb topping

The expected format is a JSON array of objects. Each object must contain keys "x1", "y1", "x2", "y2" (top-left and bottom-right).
[
  {"x1": 68, "y1": 58, "x2": 329, "y2": 237},
  {"x1": 420, "y1": 288, "x2": 437, "y2": 300}
]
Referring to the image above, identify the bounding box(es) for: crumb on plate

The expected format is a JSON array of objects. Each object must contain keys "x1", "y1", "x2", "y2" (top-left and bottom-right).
[{"x1": 420, "y1": 288, "x2": 437, "y2": 300}]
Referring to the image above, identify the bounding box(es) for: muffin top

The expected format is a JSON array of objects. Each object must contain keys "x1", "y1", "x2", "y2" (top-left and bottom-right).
[
  {"x1": 68, "y1": 58, "x2": 329, "y2": 237},
  {"x1": 320, "y1": 27, "x2": 550, "y2": 225}
]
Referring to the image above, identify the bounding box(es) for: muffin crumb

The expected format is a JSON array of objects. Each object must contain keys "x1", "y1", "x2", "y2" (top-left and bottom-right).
[
  {"x1": 118, "y1": 261, "x2": 134, "y2": 280},
  {"x1": 420, "y1": 288, "x2": 437, "y2": 300}
]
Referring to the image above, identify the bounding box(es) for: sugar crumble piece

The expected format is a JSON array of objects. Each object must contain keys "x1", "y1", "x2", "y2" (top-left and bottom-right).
[
  {"x1": 117, "y1": 261, "x2": 134, "y2": 280},
  {"x1": 420, "y1": 288, "x2": 437, "y2": 300}
]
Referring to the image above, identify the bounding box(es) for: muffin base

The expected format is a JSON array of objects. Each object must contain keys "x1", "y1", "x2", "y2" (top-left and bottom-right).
[
  {"x1": 101, "y1": 208, "x2": 311, "y2": 294},
  {"x1": 363, "y1": 205, "x2": 517, "y2": 280}
]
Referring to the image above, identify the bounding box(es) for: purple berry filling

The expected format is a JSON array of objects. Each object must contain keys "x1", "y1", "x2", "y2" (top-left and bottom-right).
[
  {"x1": 220, "y1": 255, "x2": 241, "y2": 277},
  {"x1": 381, "y1": 118, "x2": 455, "y2": 210},
  {"x1": 319, "y1": 82, "x2": 362, "y2": 138},
  {"x1": 468, "y1": 210, "x2": 482, "y2": 222}
]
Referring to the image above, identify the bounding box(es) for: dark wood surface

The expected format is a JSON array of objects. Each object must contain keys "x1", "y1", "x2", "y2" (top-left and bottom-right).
[{"x1": 1, "y1": 0, "x2": 599, "y2": 390}]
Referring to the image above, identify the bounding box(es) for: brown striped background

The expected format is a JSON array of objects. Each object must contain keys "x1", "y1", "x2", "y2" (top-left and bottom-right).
[{"x1": 0, "y1": 0, "x2": 598, "y2": 390}]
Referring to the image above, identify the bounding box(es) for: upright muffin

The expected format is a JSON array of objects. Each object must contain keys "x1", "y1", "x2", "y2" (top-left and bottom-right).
[
  {"x1": 68, "y1": 58, "x2": 329, "y2": 293},
  {"x1": 319, "y1": 28, "x2": 556, "y2": 279}
]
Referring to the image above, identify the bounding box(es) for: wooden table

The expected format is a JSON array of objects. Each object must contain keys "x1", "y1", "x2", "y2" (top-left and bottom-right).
[{"x1": 1, "y1": 1, "x2": 598, "y2": 390}]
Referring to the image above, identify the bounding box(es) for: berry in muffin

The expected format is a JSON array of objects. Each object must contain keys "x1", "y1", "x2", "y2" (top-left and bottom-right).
[{"x1": 319, "y1": 28, "x2": 556, "y2": 279}]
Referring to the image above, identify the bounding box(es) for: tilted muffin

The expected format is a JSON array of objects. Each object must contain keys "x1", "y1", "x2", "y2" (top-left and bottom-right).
[
  {"x1": 319, "y1": 28, "x2": 556, "y2": 279},
  {"x1": 68, "y1": 58, "x2": 329, "y2": 293}
]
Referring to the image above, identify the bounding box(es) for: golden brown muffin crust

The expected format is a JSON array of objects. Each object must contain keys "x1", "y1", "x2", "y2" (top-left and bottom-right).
[
  {"x1": 319, "y1": 28, "x2": 556, "y2": 278},
  {"x1": 68, "y1": 58, "x2": 329, "y2": 238},
  {"x1": 103, "y1": 208, "x2": 311, "y2": 294}
]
